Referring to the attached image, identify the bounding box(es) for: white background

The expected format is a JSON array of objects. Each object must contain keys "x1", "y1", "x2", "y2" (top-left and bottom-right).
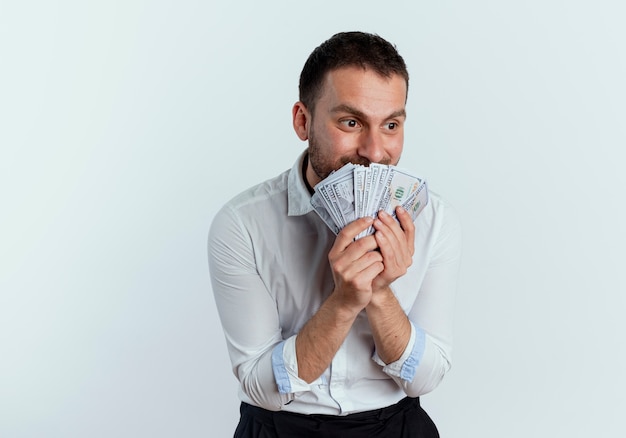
[{"x1": 1, "y1": 1, "x2": 625, "y2": 436}]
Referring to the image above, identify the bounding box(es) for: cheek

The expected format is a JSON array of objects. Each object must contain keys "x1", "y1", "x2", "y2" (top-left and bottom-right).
[
  {"x1": 388, "y1": 135, "x2": 404, "y2": 157},
  {"x1": 321, "y1": 128, "x2": 351, "y2": 154},
  {"x1": 314, "y1": 122, "x2": 337, "y2": 146},
  {"x1": 329, "y1": 131, "x2": 350, "y2": 149}
]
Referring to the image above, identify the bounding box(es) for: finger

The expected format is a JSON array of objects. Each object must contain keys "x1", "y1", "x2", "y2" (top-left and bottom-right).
[
  {"x1": 358, "y1": 259, "x2": 385, "y2": 280},
  {"x1": 334, "y1": 216, "x2": 374, "y2": 251},
  {"x1": 373, "y1": 211, "x2": 406, "y2": 257},
  {"x1": 330, "y1": 234, "x2": 379, "y2": 268},
  {"x1": 343, "y1": 250, "x2": 384, "y2": 278},
  {"x1": 373, "y1": 211, "x2": 412, "y2": 272},
  {"x1": 395, "y1": 206, "x2": 415, "y2": 255},
  {"x1": 333, "y1": 248, "x2": 383, "y2": 293},
  {"x1": 373, "y1": 226, "x2": 396, "y2": 265},
  {"x1": 373, "y1": 222, "x2": 403, "y2": 270}
]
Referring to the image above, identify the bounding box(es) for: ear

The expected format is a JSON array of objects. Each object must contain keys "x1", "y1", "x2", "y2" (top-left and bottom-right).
[{"x1": 292, "y1": 102, "x2": 310, "y2": 141}]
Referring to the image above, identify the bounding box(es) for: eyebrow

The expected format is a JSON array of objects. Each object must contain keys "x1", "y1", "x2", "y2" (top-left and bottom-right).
[{"x1": 330, "y1": 104, "x2": 406, "y2": 120}]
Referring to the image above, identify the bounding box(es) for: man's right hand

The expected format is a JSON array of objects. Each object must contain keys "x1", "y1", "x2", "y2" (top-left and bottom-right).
[{"x1": 327, "y1": 217, "x2": 384, "y2": 313}]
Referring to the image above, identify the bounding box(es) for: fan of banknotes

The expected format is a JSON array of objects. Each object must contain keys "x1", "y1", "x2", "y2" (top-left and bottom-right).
[{"x1": 311, "y1": 163, "x2": 429, "y2": 238}]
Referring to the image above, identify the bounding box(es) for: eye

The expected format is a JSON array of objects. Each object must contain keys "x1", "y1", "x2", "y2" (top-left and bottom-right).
[
  {"x1": 340, "y1": 119, "x2": 360, "y2": 128},
  {"x1": 385, "y1": 122, "x2": 398, "y2": 130}
]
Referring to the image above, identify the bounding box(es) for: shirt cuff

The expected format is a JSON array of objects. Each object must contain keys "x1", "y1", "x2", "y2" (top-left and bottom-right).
[
  {"x1": 271, "y1": 336, "x2": 313, "y2": 395},
  {"x1": 372, "y1": 322, "x2": 426, "y2": 383}
]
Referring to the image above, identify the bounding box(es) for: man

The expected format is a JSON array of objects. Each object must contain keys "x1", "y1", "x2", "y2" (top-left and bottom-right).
[{"x1": 209, "y1": 31, "x2": 461, "y2": 437}]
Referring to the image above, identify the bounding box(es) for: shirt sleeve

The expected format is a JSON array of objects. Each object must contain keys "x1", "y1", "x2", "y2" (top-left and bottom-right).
[
  {"x1": 372, "y1": 322, "x2": 426, "y2": 381},
  {"x1": 208, "y1": 204, "x2": 299, "y2": 411},
  {"x1": 271, "y1": 335, "x2": 318, "y2": 395},
  {"x1": 374, "y1": 200, "x2": 462, "y2": 397}
]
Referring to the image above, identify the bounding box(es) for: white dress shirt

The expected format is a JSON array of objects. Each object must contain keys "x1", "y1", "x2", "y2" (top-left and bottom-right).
[{"x1": 208, "y1": 151, "x2": 461, "y2": 415}]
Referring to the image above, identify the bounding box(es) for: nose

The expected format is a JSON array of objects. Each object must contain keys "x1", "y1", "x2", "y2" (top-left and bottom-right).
[{"x1": 357, "y1": 129, "x2": 386, "y2": 163}]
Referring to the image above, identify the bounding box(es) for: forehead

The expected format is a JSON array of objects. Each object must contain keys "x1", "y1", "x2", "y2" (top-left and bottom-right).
[{"x1": 315, "y1": 66, "x2": 407, "y2": 112}]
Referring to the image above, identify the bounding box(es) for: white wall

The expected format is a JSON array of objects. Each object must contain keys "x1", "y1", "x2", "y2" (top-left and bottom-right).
[{"x1": 1, "y1": 1, "x2": 624, "y2": 436}]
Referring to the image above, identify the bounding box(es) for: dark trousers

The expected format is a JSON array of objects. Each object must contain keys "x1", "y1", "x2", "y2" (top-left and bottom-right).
[{"x1": 234, "y1": 397, "x2": 440, "y2": 438}]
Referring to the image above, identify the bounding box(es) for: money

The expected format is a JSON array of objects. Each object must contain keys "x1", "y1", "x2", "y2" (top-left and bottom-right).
[{"x1": 311, "y1": 163, "x2": 429, "y2": 238}]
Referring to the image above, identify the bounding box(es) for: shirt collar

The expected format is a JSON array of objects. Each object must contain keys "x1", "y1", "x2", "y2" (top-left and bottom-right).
[{"x1": 288, "y1": 149, "x2": 315, "y2": 216}]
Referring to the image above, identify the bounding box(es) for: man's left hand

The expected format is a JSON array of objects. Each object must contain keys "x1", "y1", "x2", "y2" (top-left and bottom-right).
[{"x1": 371, "y1": 206, "x2": 415, "y2": 293}]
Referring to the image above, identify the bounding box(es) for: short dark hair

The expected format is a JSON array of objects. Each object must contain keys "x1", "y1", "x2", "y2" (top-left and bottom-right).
[{"x1": 299, "y1": 31, "x2": 409, "y2": 111}]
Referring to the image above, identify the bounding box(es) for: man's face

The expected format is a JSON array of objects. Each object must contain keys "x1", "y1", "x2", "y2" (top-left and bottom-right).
[{"x1": 298, "y1": 66, "x2": 407, "y2": 188}]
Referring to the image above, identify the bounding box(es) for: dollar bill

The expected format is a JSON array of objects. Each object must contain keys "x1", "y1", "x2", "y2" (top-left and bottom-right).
[
  {"x1": 310, "y1": 162, "x2": 428, "y2": 237},
  {"x1": 379, "y1": 167, "x2": 422, "y2": 216},
  {"x1": 311, "y1": 191, "x2": 341, "y2": 234}
]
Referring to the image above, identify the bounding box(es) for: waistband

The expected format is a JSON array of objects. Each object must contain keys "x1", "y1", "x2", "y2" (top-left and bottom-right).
[{"x1": 241, "y1": 397, "x2": 420, "y2": 425}]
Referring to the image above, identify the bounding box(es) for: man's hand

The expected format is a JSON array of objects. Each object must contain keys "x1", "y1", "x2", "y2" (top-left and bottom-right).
[
  {"x1": 296, "y1": 208, "x2": 415, "y2": 382},
  {"x1": 371, "y1": 206, "x2": 415, "y2": 294},
  {"x1": 328, "y1": 216, "x2": 384, "y2": 313},
  {"x1": 296, "y1": 217, "x2": 383, "y2": 383},
  {"x1": 362, "y1": 206, "x2": 415, "y2": 364}
]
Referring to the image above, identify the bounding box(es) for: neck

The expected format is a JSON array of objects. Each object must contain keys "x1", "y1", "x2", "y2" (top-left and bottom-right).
[{"x1": 302, "y1": 153, "x2": 315, "y2": 195}]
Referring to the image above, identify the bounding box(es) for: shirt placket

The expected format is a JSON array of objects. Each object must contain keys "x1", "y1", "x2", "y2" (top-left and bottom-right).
[{"x1": 328, "y1": 340, "x2": 353, "y2": 414}]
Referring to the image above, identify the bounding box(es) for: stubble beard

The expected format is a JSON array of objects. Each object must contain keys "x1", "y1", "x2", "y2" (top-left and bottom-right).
[{"x1": 307, "y1": 125, "x2": 391, "y2": 183}]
